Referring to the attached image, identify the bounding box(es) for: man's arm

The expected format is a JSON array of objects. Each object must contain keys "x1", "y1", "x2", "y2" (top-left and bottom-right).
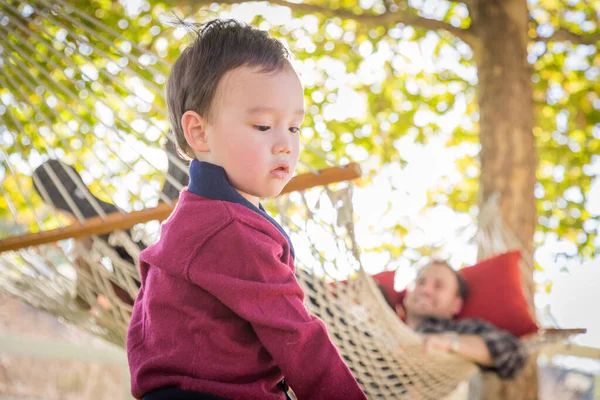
[
  {"x1": 422, "y1": 333, "x2": 494, "y2": 366},
  {"x1": 477, "y1": 327, "x2": 528, "y2": 379},
  {"x1": 422, "y1": 321, "x2": 528, "y2": 379}
]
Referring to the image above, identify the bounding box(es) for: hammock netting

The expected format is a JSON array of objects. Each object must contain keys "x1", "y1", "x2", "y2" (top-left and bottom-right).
[{"x1": 0, "y1": 1, "x2": 584, "y2": 398}]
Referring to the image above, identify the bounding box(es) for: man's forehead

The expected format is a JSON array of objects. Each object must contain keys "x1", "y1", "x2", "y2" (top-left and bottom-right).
[{"x1": 419, "y1": 262, "x2": 457, "y2": 281}]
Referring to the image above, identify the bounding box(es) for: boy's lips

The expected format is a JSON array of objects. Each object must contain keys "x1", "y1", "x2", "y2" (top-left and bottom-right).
[{"x1": 270, "y1": 163, "x2": 290, "y2": 179}]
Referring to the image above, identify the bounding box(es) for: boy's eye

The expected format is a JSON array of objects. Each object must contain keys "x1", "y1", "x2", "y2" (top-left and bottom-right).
[
  {"x1": 254, "y1": 125, "x2": 270, "y2": 132},
  {"x1": 289, "y1": 127, "x2": 300, "y2": 134}
]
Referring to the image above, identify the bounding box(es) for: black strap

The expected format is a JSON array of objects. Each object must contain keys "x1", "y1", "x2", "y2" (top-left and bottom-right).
[
  {"x1": 142, "y1": 387, "x2": 229, "y2": 400},
  {"x1": 144, "y1": 381, "x2": 290, "y2": 400},
  {"x1": 278, "y1": 379, "x2": 289, "y2": 392}
]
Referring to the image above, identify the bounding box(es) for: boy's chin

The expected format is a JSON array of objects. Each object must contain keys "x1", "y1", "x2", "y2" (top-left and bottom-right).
[
  {"x1": 259, "y1": 182, "x2": 291, "y2": 198},
  {"x1": 260, "y1": 187, "x2": 285, "y2": 199}
]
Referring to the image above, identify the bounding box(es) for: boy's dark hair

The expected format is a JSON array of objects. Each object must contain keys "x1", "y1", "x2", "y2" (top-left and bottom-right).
[
  {"x1": 166, "y1": 19, "x2": 291, "y2": 160},
  {"x1": 426, "y1": 260, "x2": 469, "y2": 301}
]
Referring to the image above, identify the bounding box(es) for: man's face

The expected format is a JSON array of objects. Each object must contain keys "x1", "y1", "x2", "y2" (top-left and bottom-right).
[
  {"x1": 403, "y1": 263, "x2": 463, "y2": 320},
  {"x1": 204, "y1": 63, "x2": 304, "y2": 206}
]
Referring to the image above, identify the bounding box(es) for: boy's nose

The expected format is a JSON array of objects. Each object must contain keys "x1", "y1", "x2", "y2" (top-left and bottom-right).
[{"x1": 272, "y1": 129, "x2": 293, "y2": 154}]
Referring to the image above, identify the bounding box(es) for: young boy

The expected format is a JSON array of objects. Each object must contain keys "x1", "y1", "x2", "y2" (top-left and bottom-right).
[{"x1": 126, "y1": 19, "x2": 367, "y2": 400}]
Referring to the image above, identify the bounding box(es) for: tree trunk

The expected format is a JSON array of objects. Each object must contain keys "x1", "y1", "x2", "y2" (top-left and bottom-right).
[{"x1": 471, "y1": 0, "x2": 538, "y2": 399}]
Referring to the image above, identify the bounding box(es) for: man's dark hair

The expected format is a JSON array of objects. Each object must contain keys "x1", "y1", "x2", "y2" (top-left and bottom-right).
[
  {"x1": 166, "y1": 19, "x2": 291, "y2": 160},
  {"x1": 427, "y1": 260, "x2": 469, "y2": 300}
]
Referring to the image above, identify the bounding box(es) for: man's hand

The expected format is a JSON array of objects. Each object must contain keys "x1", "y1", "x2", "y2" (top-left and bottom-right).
[
  {"x1": 422, "y1": 333, "x2": 495, "y2": 367},
  {"x1": 422, "y1": 333, "x2": 456, "y2": 354}
]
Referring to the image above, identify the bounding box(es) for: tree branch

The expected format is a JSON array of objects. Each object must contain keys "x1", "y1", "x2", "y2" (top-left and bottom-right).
[
  {"x1": 191, "y1": 0, "x2": 476, "y2": 45},
  {"x1": 536, "y1": 28, "x2": 600, "y2": 46},
  {"x1": 447, "y1": 0, "x2": 472, "y2": 4}
]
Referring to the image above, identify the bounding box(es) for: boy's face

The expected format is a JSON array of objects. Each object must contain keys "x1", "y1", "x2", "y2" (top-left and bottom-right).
[{"x1": 195, "y1": 64, "x2": 304, "y2": 206}]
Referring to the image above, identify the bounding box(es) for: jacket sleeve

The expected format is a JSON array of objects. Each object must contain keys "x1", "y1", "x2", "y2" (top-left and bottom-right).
[{"x1": 186, "y1": 219, "x2": 367, "y2": 400}]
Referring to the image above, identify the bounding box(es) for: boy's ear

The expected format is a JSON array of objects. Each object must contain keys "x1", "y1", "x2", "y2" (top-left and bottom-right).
[{"x1": 181, "y1": 110, "x2": 210, "y2": 154}]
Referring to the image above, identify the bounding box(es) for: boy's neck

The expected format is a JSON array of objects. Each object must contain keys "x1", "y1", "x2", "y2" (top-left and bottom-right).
[
  {"x1": 236, "y1": 189, "x2": 260, "y2": 208},
  {"x1": 195, "y1": 153, "x2": 211, "y2": 163}
]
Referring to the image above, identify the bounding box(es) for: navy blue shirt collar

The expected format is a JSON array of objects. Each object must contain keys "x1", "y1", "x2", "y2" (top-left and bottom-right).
[{"x1": 187, "y1": 160, "x2": 295, "y2": 259}]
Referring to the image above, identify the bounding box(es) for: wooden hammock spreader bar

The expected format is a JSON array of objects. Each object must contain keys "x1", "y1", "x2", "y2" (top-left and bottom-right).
[
  {"x1": 0, "y1": 163, "x2": 362, "y2": 253},
  {"x1": 537, "y1": 328, "x2": 586, "y2": 336},
  {"x1": 523, "y1": 328, "x2": 587, "y2": 350},
  {"x1": 540, "y1": 342, "x2": 600, "y2": 360},
  {"x1": 0, "y1": 202, "x2": 173, "y2": 254},
  {"x1": 282, "y1": 162, "x2": 361, "y2": 194}
]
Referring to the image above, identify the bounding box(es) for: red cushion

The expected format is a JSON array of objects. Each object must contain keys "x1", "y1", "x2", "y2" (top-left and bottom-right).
[
  {"x1": 372, "y1": 271, "x2": 396, "y2": 305},
  {"x1": 394, "y1": 251, "x2": 538, "y2": 337}
]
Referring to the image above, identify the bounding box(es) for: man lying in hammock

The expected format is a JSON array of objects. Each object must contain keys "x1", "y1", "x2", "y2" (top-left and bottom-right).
[{"x1": 391, "y1": 260, "x2": 527, "y2": 379}]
